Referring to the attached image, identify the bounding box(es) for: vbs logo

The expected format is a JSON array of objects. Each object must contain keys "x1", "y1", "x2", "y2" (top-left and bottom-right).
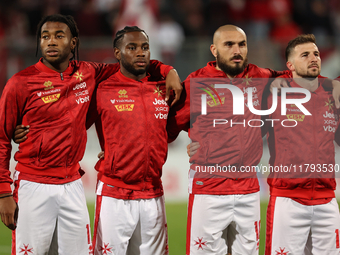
[{"x1": 199, "y1": 84, "x2": 311, "y2": 128}]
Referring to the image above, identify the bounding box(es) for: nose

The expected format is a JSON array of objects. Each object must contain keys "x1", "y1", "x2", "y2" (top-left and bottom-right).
[
  {"x1": 136, "y1": 47, "x2": 145, "y2": 57},
  {"x1": 233, "y1": 45, "x2": 241, "y2": 55},
  {"x1": 48, "y1": 36, "x2": 57, "y2": 46},
  {"x1": 310, "y1": 54, "x2": 318, "y2": 62}
]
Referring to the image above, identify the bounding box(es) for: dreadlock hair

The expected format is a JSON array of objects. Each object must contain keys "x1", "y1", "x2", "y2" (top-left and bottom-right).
[
  {"x1": 113, "y1": 26, "x2": 148, "y2": 49},
  {"x1": 285, "y1": 34, "x2": 316, "y2": 62},
  {"x1": 36, "y1": 14, "x2": 80, "y2": 61}
]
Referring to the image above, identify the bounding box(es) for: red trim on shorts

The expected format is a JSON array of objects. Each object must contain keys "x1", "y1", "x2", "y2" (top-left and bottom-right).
[
  {"x1": 186, "y1": 194, "x2": 194, "y2": 255},
  {"x1": 11, "y1": 180, "x2": 20, "y2": 255},
  {"x1": 92, "y1": 195, "x2": 103, "y2": 253},
  {"x1": 265, "y1": 196, "x2": 276, "y2": 255}
]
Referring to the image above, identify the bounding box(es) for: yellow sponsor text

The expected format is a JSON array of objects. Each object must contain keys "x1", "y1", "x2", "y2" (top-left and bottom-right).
[{"x1": 115, "y1": 104, "x2": 134, "y2": 111}]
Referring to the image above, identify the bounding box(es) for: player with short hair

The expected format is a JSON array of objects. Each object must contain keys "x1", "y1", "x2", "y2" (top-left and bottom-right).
[
  {"x1": 87, "y1": 25, "x2": 184, "y2": 255},
  {"x1": 264, "y1": 34, "x2": 340, "y2": 255},
  {"x1": 167, "y1": 25, "x2": 289, "y2": 255},
  {"x1": 0, "y1": 14, "x2": 180, "y2": 254}
]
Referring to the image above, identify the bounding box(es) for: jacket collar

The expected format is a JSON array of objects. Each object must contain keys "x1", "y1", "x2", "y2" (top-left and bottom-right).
[
  {"x1": 116, "y1": 69, "x2": 151, "y2": 83},
  {"x1": 35, "y1": 58, "x2": 74, "y2": 75}
]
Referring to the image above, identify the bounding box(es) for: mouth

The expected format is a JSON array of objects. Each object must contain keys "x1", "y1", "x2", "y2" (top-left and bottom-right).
[
  {"x1": 135, "y1": 60, "x2": 147, "y2": 67},
  {"x1": 230, "y1": 56, "x2": 243, "y2": 63},
  {"x1": 308, "y1": 65, "x2": 319, "y2": 69},
  {"x1": 46, "y1": 49, "x2": 59, "y2": 57}
]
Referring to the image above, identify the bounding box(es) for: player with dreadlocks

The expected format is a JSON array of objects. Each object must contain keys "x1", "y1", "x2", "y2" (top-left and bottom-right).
[
  {"x1": 0, "y1": 14, "x2": 181, "y2": 254},
  {"x1": 85, "y1": 25, "x2": 188, "y2": 255}
]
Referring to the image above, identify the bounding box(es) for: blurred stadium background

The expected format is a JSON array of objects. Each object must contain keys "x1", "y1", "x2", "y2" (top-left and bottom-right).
[{"x1": 1, "y1": 0, "x2": 340, "y2": 254}]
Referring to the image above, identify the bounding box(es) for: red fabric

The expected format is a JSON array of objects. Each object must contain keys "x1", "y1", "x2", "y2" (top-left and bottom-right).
[
  {"x1": 186, "y1": 194, "x2": 195, "y2": 255},
  {"x1": 265, "y1": 195, "x2": 276, "y2": 255},
  {"x1": 168, "y1": 61, "x2": 289, "y2": 195},
  {"x1": 93, "y1": 69, "x2": 176, "y2": 198},
  {"x1": 92, "y1": 194, "x2": 102, "y2": 254},
  {"x1": 266, "y1": 76, "x2": 339, "y2": 204}
]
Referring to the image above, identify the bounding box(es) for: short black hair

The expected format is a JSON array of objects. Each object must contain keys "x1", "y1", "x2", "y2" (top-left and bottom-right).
[
  {"x1": 36, "y1": 14, "x2": 80, "y2": 61},
  {"x1": 285, "y1": 34, "x2": 316, "y2": 62},
  {"x1": 113, "y1": 26, "x2": 148, "y2": 49}
]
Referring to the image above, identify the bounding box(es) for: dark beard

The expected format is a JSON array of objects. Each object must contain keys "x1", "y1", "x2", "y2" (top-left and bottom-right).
[
  {"x1": 121, "y1": 58, "x2": 149, "y2": 77},
  {"x1": 217, "y1": 53, "x2": 247, "y2": 77}
]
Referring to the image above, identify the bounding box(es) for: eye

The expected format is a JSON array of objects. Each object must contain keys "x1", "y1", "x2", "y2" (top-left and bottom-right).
[
  {"x1": 142, "y1": 45, "x2": 149, "y2": 50},
  {"x1": 128, "y1": 46, "x2": 136, "y2": 50},
  {"x1": 226, "y1": 42, "x2": 233, "y2": 47},
  {"x1": 57, "y1": 35, "x2": 64, "y2": 39},
  {"x1": 239, "y1": 42, "x2": 246, "y2": 47},
  {"x1": 42, "y1": 35, "x2": 49, "y2": 40}
]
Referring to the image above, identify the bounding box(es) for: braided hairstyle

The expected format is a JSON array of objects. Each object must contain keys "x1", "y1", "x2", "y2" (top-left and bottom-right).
[
  {"x1": 36, "y1": 14, "x2": 80, "y2": 61},
  {"x1": 113, "y1": 26, "x2": 148, "y2": 49}
]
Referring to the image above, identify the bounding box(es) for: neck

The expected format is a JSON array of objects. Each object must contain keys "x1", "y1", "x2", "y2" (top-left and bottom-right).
[
  {"x1": 292, "y1": 73, "x2": 319, "y2": 92},
  {"x1": 42, "y1": 58, "x2": 69, "y2": 73},
  {"x1": 120, "y1": 68, "x2": 146, "y2": 81}
]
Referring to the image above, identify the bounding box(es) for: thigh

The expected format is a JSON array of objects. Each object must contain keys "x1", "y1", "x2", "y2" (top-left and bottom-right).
[
  {"x1": 93, "y1": 195, "x2": 139, "y2": 255},
  {"x1": 231, "y1": 192, "x2": 260, "y2": 255},
  {"x1": 265, "y1": 196, "x2": 311, "y2": 255},
  {"x1": 127, "y1": 196, "x2": 168, "y2": 255},
  {"x1": 57, "y1": 179, "x2": 91, "y2": 255},
  {"x1": 307, "y1": 199, "x2": 340, "y2": 255},
  {"x1": 186, "y1": 194, "x2": 233, "y2": 255},
  {"x1": 13, "y1": 180, "x2": 58, "y2": 255}
]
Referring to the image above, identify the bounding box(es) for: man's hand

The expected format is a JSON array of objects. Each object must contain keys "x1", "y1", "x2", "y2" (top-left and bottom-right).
[
  {"x1": 270, "y1": 78, "x2": 288, "y2": 94},
  {"x1": 13, "y1": 125, "x2": 30, "y2": 144},
  {"x1": 98, "y1": 151, "x2": 104, "y2": 159},
  {"x1": 187, "y1": 142, "x2": 200, "y2": 157},
  {"x1": 331, "y1": 80, "x2": 340, "y2": 109},
  {"x1": 165, "y1": 69, "x2": 182, "y2": 106},
  {"x1": 0, "y1": 194, "x2": 18, "y2": 230}
]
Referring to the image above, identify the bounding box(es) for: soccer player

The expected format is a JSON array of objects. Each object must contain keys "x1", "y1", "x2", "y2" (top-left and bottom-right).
[
  {"x1": 167, "y1": 24, "x2": 289, "y2": 255},
  {"x1": 87, "y1": 26, "x2": 185, "y2": 255},
  {"x1": 264, "y1": 34, "x2": 340, "y2": 255},
  {"x1": 0, "y1": 14, "x2": 180, "y2": 254}
]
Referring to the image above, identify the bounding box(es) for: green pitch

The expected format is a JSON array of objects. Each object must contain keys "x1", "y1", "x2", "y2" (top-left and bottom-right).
[{"x1": 0, "y1": 201, "x2": 269, "y2": 255}]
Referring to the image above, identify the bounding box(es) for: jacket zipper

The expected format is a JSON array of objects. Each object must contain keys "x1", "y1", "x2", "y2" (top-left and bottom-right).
[
  {"x1": 60, "y1": 73, "x2": 64, "y2": 80},
  {"x1": 140, "y1": 81, "x2": 149, "y2": 191},
  {"x1": 237, "y1": 79, "x2": 245, "y2": 178},
  {"x1": 311, "y1": 92, "x2": 317, "y2": 200}
]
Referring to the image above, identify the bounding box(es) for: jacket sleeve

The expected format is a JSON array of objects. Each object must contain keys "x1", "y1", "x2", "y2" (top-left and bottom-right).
[
  {"x1": 266, "y1": 69, "x2": 291, "y2": 78},
  {"x1": 92, "y1": 62, "x2": 120, "y2": 84},
  {"x1": 166, "y1": 79, "x2": 190, "y2": 142},
  {"x1": 0, "y1": 76, "x2": 27, "y2": 194},
  {"x1": 148, "y1": 60, "x2": 173, "y2": 79}
]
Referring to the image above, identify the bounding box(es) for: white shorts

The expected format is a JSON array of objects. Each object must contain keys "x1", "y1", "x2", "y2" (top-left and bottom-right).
[
  {"x1": 93, "y1": 185, "x2": 168, "y2": 255},
  {"x1": 13, "y1": 178, "x2": 91, "y2": 255},
  {"x1": 186, "y1": 192, "x2": 260, "y2": 255},
  {"x1": 265, "y1": 196, "x2": 340, "y2": 255}
]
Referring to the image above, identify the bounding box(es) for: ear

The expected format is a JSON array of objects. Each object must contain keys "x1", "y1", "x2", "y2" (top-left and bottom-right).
[
  {"x1": 286, "y1": 61, "x2": 294, "y2": 72},
  {"x1": 210, "y1": 44, "x2": 217, "y2": 58},
  {"x1": 114, "y1": 47, "x2": 121, "y2": 61},
  {"x1": 70, "y1": 37, "x2": 77, "y2": 51}
]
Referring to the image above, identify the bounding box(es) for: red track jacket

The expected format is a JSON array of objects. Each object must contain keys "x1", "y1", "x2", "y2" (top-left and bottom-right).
[
  {"x1": 89, "y1": 69, "x2": 173, "y2": 199},
  {"x1": 168, "y1": 61, "x2": 287, "y2": 195},
  {"x1": 266, "y1": 76, "x2": 339, "y2": 204}
]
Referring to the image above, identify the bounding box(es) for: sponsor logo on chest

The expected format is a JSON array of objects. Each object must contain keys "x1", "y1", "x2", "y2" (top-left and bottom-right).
[{"x1": 323, "y1": 97, "x2": 338, "y2": 133}]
